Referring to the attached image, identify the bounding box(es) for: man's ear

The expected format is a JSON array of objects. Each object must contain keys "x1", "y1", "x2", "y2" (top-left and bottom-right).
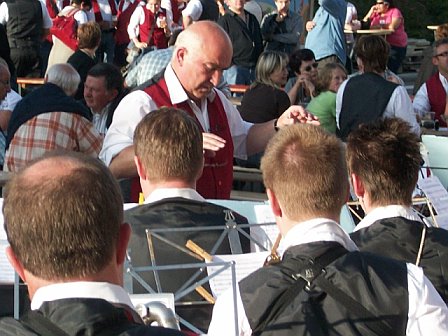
[
  {"x1": 6, "y1": 246, "x2": 26, "y2": 282},
  {"x1": 267, "y1": 188, "x2": 282, "y2": 218},
  {"x1": 351, "y1": 173, "x2": 365, "y2": 198},
  {"x1": 134, "y1": 156, "x2": 147, "y2": 180},
  {"x1": 116, "y1": 223, "x2": 131, "y2": 266},
  {"x1": 432, "y1": 55, "x2": 439, "y2": 67},
  {"x1": 176, "y1": 47, "x2": 187, "y2": 67}
]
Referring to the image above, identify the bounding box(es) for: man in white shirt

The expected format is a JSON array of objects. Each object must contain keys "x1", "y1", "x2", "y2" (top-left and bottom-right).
[
  {"x1": 0, "y1": 152, "x2": 183, "y2": 335},
  {"x1": 413, "y1": 37, "x2": 448, "y2": 127},
  {"x1": 347, "y1": 117, "x2": 448, "y2": 304},
  {"x1": 208, "y1": 123, "x2": 448, "y2": 336}
]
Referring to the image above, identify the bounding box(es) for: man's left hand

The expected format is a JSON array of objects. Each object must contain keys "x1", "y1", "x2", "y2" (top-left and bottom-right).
[{"x1": 277, "y1": 105, "x2": 320, "y2": 129}]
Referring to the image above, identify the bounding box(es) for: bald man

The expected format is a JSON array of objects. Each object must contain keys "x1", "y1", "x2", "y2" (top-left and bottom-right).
[{"x1": 100, "y1": 20, "x2": 318, "y2": 201}]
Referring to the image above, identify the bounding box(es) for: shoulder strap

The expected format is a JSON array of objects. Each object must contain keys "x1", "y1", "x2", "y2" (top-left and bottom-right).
[
  {"x1": 20, "y1": 310, "x2": 71, "y2": 336},
  {"x1": 251, "y1": 245, "x2": 348, "y2": 335}
]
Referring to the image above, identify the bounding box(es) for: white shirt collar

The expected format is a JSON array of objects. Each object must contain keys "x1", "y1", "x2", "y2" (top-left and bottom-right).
[
  {"x1": 354, "y1": 205, "x2": 422, "y2": 232},
  {"x1": 144, "y1": 187, "x2": 206, "y2": 204},
  {"x1": 279, "y1": 218, "x2": 359, "y2": 255},
  {"x1": 31, "y1": 282, "x2": 134, "y2": 310},
  {"x1": 438, "y1": 72, "x2": 448, "y2": 90}
]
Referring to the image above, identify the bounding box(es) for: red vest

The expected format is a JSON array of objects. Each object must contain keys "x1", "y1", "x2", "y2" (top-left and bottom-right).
[
  {"x1": 115, "y1": 0, "x2": 139, "y2": 45},
  {"x1": 170, "y1": 0, "x2": 181, "y2": 26},
  {"x1": 139, "y1": 8, "x2": 168, "y2": 49},
  {"x1": 426, "y1": 72, "x2": 447, "y2": 127},
  {"x1": 129, "y1": 77, "x2": 234, "y2": 201},
  {"x1": 92, "y1": 0, "x2": 117, "y2": 22}
]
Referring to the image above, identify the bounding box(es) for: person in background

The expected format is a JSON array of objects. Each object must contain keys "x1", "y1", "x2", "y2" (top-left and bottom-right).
[
  {"x1": 91, "y1": 0, "x2": 118, "y2": 63},
  {"x1": 307, "y1": 62, "x2": 347, "y2": 133},
  {"x1": 413, "y1": 23, "x2": 448, "y2": 95},
  {"x1": 413, "y1": 38, "x2": 448, "y2": 127},
  {"x1": 260, "y1": 0, "x2": 302, "y2": 55},
  {"x1": 68, "y1": 22, "x2": 101, "y2": 100},
  {"x1": 362, "y1": 0, "x2": 407, "y2": 73},
  {"x1": 0, "y1": 152, "x2": 184, "y2": 336},
  {"x1": 348, "y1": 117, "x2": 448, "y2": 304},
  {"x1": 344, "y1": 1, "x2": 361, "y2": 73},
  {"x1": 47, "y1": 0, "x2": 93, "y2": 72},
  {"x1": 285, "y1": 48, "x2": 318, "y2": 105},
  {"x1": 114, "y1": 0, "x2": 140, "y2": 68},
  {"x1": 182, "y1": 0, "x2": 220, "y2": 28},
  {"x1": 305, "y1": 0, "x2": 346, "y2": 68},
  {"x1": 336, "y1": 35, "x2": 419, "y2": 140}
]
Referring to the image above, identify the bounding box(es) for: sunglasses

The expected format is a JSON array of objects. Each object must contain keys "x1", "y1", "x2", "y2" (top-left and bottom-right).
[
  {"x1": 304, "y1": 63, "x2": 319, "y2": 72},
  {"x1": 434, "y1": 51, "x2": 448, "y2": 58}
]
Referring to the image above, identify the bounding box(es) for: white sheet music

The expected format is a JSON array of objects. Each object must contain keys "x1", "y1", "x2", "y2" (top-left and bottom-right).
[
  {"x1": 0, "y1": 198, "x2": 15, "y2": 283},
  {"x1": 206, "y1": 252, "x2": 269, "y2": 298},
  {"x1": 418, "y1": 177, "x2": 448, "y2": 215}
]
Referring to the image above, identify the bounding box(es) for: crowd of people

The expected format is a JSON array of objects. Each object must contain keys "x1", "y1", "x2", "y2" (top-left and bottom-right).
[{"x1": 1, "y1": 0, "x2": 448, "y2": 335}]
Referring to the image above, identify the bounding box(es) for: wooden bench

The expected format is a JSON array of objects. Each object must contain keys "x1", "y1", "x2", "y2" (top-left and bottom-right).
[{"x1": 16, "y1": 77, "x2": 45, "y2": 96}]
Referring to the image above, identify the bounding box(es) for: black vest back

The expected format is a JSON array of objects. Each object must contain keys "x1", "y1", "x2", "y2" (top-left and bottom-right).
[
  {"x1": 5, "y1": 0, "x2": 43, "y2": 48},
  {"x1": 351, "y1": 216, "x2": 448, "y2": 304},
  {"x1": 240, "y1": 242, "x2": 409, "y2": 336},
  {"x1": 198, "y1": 0, "x2": 219, "y2": 21},
  {"x1": 338, "y1": 73, "x2": 398, "y2": 141}
]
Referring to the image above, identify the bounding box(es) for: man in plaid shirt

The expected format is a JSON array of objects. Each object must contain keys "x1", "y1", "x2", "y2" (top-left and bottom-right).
[{"x1": 4, "y1": 63, "x2": 102, "y2": 172}]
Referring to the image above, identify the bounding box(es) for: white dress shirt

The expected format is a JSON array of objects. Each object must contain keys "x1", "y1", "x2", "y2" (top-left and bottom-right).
[
  {"x1": 208, "y1": 218, "x2": 448, "y2": 336},
  {"x1": 336, "y1": 78, "x2": 421, "y2": 136},
  {"x1": 31, "y1": 281, "x2": 135, "y2": 310},
  {"x1": 181, "y1": 0, "x2": 202, "y2": 21},
  {"x1": 144, "y1": 187, "x2": 206, "y2": 204},
  {"x1": 100, "y1": 64, "x2": 252, "y2": 165},
  {"x1": 0, "y1": 0, "x2": 53, "y2": 28},
  {"x1": 412, "y1": 72, "x2": 448, "y2": 116},
  {"x1": 354, "y1": 204, "x2": 423, "y2": 232}
]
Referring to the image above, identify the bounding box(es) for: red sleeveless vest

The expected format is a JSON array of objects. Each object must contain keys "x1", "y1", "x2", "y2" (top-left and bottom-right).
[
  {"x1": 139, "y1": 8, "x2": 168, "y2": 49},
  {"x1": 170, "y1": 0, "x2": 181, "y2": 26},
  {"x1": 115, "y1": 0, "x2": 139, "y2": 45},
  {"x1": 129, "y1": 77, "x2": 234, "y2": 201},
  {"x1": 92, "y1": 0, "x2": 117, "y2": 22},
  {"x1": 426, "y1": 72, "x2": 447, "y2": 127}
]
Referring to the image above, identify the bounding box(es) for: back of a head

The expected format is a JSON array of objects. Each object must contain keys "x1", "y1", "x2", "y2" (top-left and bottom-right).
[
  {"x1": 261, "y1": 124, "x2": 348, "y2": 221},
  {"x1": 255, "y1": 50, "x2": 288, "y2": 88},
  {"x1": 87, "y1": 63, "x2": 123, "y2": 94},
  {"x1": 355, "y1": 35, "x2": 389, "y2": 73},
  {"x1": 134, "y1": 108, "x2": 203, "y2": 184},
  {"x1": 3, "y1": 152, "x2": 124, "y2": 281},
  {"x1": 289, "y1": 48, "x2": 315, "y2": 74},
  {"x1": 435, "y1": 24, "x2": 448, "y2": 41},
  {"x1": 346, "y1": 118, "x2": 421, "y2": 207},
  {"x1": 77, "y1": 21, "x2": 101, "y2": 49},
  {"x1": 46, "y1": 63, "x2": 81, "y2": 96}
]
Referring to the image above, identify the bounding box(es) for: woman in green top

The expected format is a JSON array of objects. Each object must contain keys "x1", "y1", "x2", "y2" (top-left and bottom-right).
[{"x1": 307, "y1": 63, "x2": 347, "y2": 133}]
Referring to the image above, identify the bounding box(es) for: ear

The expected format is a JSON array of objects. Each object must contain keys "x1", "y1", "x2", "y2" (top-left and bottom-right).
[
  {"x1": 6, "y1": 246, "x2": 26, "y2": 282},
  {"x1": 267, "y1": 188, "x2": 282, "y2": 218},
  {"x1": 432, "y1": 55, "x2": 439, "y2": 67},
  {"x1": 134, "y1": 155, "x2": 147, "y2": 180},
  {"x1": 116, "y1": 223, "x2": 131, "y2": 266},
  {"x1": 176, "y1": 47, "x2": 187, "y2": 67},
  {"x1": 351, "y1": 173, "x2": 365, "y2": 198},
  {"x1": 109, "y1": 88, "x2": 119, "y2": 101}
]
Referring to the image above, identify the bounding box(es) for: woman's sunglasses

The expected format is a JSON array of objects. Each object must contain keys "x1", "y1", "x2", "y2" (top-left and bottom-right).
[{"x1": 304, "y1": 63, "x2": 319, "y2": 72}]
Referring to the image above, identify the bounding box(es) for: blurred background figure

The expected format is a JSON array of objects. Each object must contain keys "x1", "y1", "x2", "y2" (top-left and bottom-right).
[
  {"x1": 307, "y1": 62, "x2": 347, "y2": 133},
  {"x1": 114, "y1": 0, "x2": 140, "y2": 68},
  {"x1": 362, "y1": 0, "x2": 407, "y2": 73}
]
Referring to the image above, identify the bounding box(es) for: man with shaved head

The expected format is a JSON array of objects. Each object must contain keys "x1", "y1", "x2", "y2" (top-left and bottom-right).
[
  {"x1": 100, "y1": 20, "x2": 318, "y2": 202},
  {"x1": 0, "y1": 152, "x2": 184, "y2": 335}
]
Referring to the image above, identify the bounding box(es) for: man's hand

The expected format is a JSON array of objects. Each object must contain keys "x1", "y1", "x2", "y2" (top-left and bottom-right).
[
  {"x1": 306, "y1": 21, "x2": 316, "y2": 32},
  {"x1": 277, "y1": 105, "x2": 320, "y2": 128},
  {"x1": 203, "y1": 132, "x2": 226, "y2": 158}
]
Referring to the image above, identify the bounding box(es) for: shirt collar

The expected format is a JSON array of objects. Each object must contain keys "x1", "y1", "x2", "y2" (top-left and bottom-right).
[
  {"x1": 279, "y1": 218, "x2": 359, "y2": 255},
  {"x1": 144, "y1": 187, "x2": 206, "y2": 204},
  {"x1": 31, "y1": 282, "x2": 134, "y2": 310},
  {"x1": 354, "y1": 205, "x2": 422, "y2": 232},
  {"x1": 164, "y1": 64, "x2": 216, "y2": 105},
  {"x1": 438, "y1": 72, "x2": 448, "y2": 88}
]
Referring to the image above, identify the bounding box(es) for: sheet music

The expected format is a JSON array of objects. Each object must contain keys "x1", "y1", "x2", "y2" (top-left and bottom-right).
[
  {"x1": 207, "y1": 252, "x2": 269, "y2": 298},
  {"x1": 0, "y1": 198, "x2": 15, "y2": 284},
  {"x1": 435, "y1": 214, "x2": 448, "y2": 230},
  {"x1": 418, "y1": 177, "x2": 448, "y2": 215}
]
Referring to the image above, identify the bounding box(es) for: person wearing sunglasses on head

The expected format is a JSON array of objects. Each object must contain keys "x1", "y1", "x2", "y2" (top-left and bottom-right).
[
  {"x1": 413, "y1": 38, "x2": 448, "y2": 127},
  {"x1": 285, "y1": 48, "x2": 318, "y2": 106},
  {"x1": 362, "y1": 0, "x2": 407, "y2": 73}
]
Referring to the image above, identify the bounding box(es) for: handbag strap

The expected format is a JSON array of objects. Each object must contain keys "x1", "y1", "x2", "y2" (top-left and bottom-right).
[{"x1": 20, "y1": 310, "x2": 71, "y2": 336}]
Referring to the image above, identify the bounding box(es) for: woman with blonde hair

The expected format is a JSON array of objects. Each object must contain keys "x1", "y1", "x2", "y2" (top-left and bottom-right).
[{"x1": 239, "y1": 50, "x2": 290, "y2": 123}]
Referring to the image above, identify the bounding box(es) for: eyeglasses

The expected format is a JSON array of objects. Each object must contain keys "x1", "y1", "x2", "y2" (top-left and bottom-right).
[
  {"x1": 434, "y1": 51, "x2": 448, "y2": 58},
  {"x1": 304, "y1": 63, "x2": 318, "y2": 72}
]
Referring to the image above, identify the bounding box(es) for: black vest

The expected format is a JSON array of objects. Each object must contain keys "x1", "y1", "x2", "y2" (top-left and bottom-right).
[
  {"x1": 337, "y1": 73, "x2": 398, "y2": 141},
  {"x1": 240, "y1": 242, "x2": 409, "y2": 336},
  {"x1": 5, "y1": 0, "x2": 43, "y2": 48},
  {"x1": 198, "y1": 0, "x2": 219, "y2": 21},
  {"x1": 351, "y1": 216, "x2": 448, "y2": 304}
]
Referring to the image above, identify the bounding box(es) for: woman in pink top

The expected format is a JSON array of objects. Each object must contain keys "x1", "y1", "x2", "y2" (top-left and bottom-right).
[{"x1": 362, "y1": 0, "x2": 407, "y2": 73}]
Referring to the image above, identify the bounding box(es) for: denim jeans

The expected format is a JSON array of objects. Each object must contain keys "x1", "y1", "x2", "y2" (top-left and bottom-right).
[{"x1": 223, "y1": 65, "x2": 255, "y2": 85}]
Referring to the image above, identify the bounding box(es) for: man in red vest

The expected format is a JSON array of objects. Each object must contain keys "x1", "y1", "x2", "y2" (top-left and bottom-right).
[
  {"x1": 100, "y1": 20, "x2": 318, "y2": 201},
  {"x1": 413, "y1": 37, "x2": 448, "y2": 127},
  {"x1": 114, "y1": 0, "x2": 140, "y2": 67},
  {"x1": 91, "y1": 0, "x2": 118, "y2": 63}
]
